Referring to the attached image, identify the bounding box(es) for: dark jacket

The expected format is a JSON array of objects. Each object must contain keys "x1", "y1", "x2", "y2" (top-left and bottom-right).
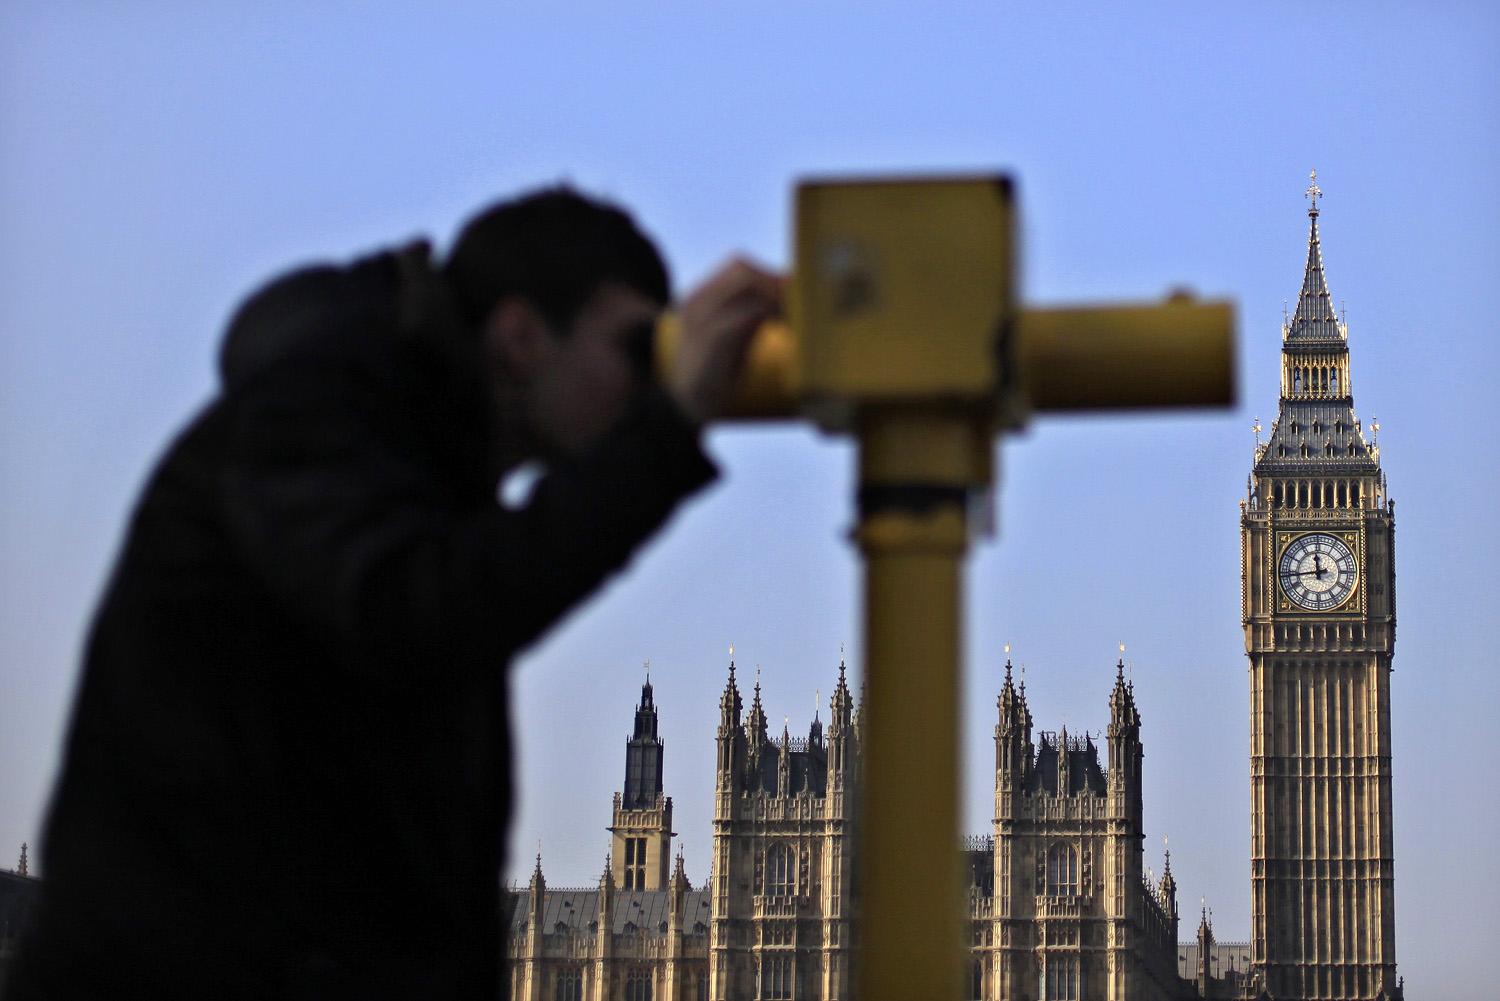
[{"x1": 8, "y1": 248, "x2": 716, "y2": 1000}]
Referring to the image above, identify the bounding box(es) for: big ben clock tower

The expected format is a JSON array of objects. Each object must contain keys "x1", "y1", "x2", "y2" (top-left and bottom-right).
[{"x1": 1241, "y1": 173, "x2": 1401, "y2": 1001}]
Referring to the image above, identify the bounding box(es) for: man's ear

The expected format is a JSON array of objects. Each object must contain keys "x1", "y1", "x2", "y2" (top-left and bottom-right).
[{"x1": 481, "y1": 297, "x2": 554, "y2": 377}]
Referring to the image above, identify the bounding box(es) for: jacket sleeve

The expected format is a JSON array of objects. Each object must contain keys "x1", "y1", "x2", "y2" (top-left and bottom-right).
[{"x1": 220, "y1": 357, "x2": 717, "y2": 688}]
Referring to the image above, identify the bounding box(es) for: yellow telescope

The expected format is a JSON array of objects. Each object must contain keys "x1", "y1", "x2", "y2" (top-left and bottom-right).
[{"x1": 659, "y1": 175, "x2": 1234, "y2": 999}]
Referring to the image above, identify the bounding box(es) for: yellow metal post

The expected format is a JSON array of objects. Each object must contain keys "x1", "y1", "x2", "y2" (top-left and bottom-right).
[{"x1": 854, "y1": 409, "x2": 990, "y2": 998}]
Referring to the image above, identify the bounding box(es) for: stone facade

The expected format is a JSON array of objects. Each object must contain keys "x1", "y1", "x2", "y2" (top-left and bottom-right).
[
  {"x1": 985, "y1": 660, "x2": 1182, "y2": 1001},
  {"x1": 506, "y1": 658, "x2": 1193, "y2": 1001}
]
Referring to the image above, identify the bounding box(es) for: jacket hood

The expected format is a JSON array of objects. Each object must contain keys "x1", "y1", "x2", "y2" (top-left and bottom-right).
[{"x1": 218, "y1": 242, "x2": 435, "y2": 391}]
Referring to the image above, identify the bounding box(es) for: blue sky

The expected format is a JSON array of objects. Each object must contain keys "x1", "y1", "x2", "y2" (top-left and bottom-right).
[{"x1": 2, "y1": 3, "x2": 1496, "y2": 995}]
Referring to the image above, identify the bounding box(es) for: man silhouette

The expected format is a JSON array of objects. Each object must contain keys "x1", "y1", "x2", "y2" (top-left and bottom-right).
[{"x1": 9, "y1": 188, "x2": 780, "y2": 1000}]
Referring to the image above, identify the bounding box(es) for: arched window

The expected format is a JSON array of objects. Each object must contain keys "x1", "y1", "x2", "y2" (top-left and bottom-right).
[
  {"x1": 1045, "y1": 955, "x2": 1079, "y2": 1000},
  {"x1": 554, "y1": 965, "x2": 584, "y2": 1001},
  {"x1": 1292, "y1": 370, "x2": 1301, "y2": 393},
  {"x1": 970, "y1": 958, "x2": 985, "y2": 1000},
  {"x1": 1331, "y1": 370, "x2": 1340, "y2": 394},
  {"x1": 1045, "y1": 842, "x2": 1077, "y2": 896},
  {"x1": 760, "y1": 954, "x2": 793, "y2": 1000},
  {"x1": 766, "y1": 843, "x2": 794, "y2": 898},
  {"x1": 625, "y1": 966, "x2": 653, "y2": 1001}
]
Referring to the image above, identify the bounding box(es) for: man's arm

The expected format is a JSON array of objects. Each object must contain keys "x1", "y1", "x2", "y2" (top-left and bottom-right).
[{"x1": 221, "y1": 361, "x2": 715, "y2": 689}]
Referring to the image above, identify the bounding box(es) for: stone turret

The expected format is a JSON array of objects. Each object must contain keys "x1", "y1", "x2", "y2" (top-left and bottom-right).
[
  {"x1": 1106, "y1": 657, "x2": 1143, "y2": 830},
  {"x1": 827, "y1": 657, "x2": 855, "y2": 784},
  {"x1": 1158, "y1": 842, "x2": 1177, "y2": 921},
  {"x1": 744, "y1": 668, "x2": 768, "y2": 791},
  {"x1": 1197, "y1": 904, "x2": 1215, "y2": 996},
  {"x1": 994, "y1": 654, "x2": 1032, "y2": 789},
  {"x1": 717, "y1": 655, "x2": 744, "y2": 788},
  {"x1": 519, "y1": 852, "x2": 546, "y2": 999}
]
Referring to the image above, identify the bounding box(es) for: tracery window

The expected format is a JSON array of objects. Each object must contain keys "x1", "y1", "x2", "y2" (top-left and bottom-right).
[
  {"x1": 760, "y1": 954, "x2": 793, "y2": 999},
  {"x1": 1044, "y1": 955, "x2": 1079, "y2": 1000},
  {"x1": 1045, "y1": 843, "x2": 1077, "y2": 896},
  {"x1": 624, "y1": 836, "x2": 647, "y2": 890},
  {"x1": 625, "y1": 966, "x2": 653, "y2": 1001},
  {"x1": 554, "y1": 965, "x2": 583, "y2": 1001},
  {"x1": 766, "y1": 843, "x2": 794, "y2": 898},
  {"x1": 969, "y1": 957, "x2": 985, "y2": 1000}
]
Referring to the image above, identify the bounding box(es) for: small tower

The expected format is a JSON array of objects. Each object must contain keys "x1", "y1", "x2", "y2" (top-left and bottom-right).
[
  {"x1": 17, "y1": 842, "x2": 28, "y2": 878},
  {"x1": 716, "y1": 652, "x2": 744, "y2": 791},
  {"x1": 994, "y1": 652, "x2": 1033, "y2": 791},
  {"x1": 595, "y1": 854, "x2": 616, "y2": 986},
  {"x1": 709, "y1": 656, "x2": 852, "y2": 1001},
  {"x1": 744, "y1": 668, "x2": 769, "y2": 791},
  {"x1": 521, "y1": 851, "x2": 546, "y2": 998},
  {"x1": 1106, "y1": 655, "x2": 1143, "y2": 830},
  {"x1": 609, "y1": 671, "x2": 674, "y2": 890},
  {"x1": 1158, "y1": 840, "x2": 1178, "y2": 923},
  {"x1": 827, "y1": 655, "x2": 856, "y2": 786},
  {"x1": 1197, "y1": 903, "x2": 1215, "y2": 997}
]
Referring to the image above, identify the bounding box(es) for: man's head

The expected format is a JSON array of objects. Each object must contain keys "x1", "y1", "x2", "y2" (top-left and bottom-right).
[{"x1": 444, "y1": 188, "x2": 671, "y2": 460}]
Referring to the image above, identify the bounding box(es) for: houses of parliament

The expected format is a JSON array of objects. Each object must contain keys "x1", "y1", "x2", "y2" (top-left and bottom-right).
[{"x1": 501, "y1": 177, "x2": 1404, "y2": 1001}]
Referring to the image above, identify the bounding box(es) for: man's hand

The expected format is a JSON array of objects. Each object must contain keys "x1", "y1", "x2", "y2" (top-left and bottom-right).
[{"x1": 668, "y1": 258, "x2": 784, "y2": 424}]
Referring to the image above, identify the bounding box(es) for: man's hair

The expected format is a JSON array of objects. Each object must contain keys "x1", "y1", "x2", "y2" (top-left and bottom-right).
[{"x1": 443, "y1": 187, "x2": 671, "y2": 332}]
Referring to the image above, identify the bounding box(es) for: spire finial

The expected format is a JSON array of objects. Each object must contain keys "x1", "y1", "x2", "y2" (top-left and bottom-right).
[
  {"x1": 17, "y1": 842, "x2": 28, "y2": 877},
  {"x1": 1253, "y1": 417, "x2": 1262, "y2": 444},
  {"x1": 1305, "y1": 168, "x2": 1322, "y2": 214},
  {"x1": 643, "y1": 659, "x2": 650, "y2": 683}
]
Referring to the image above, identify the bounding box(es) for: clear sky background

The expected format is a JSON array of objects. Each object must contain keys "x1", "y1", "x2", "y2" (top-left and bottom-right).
[{"x1": 2, "y1": 3, "x2": 1496, "y2": 995}]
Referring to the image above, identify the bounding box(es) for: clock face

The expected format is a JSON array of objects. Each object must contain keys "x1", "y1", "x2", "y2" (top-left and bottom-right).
[{"x1": 1279, "y1": 533, "x2": 1358, "y2": 611}]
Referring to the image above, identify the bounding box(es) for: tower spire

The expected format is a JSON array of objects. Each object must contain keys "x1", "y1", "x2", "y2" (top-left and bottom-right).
[
  {"x1": 623, "y1": 661, "x2": 665, "y2": 809},
  {"x1": 720, "y1": 646, "x2": 742, "y2": 727},
  {"x1": 1255, "y1": 171, "x2": 1380, "y2": 475},
  {"x1": 1288, "y1": 169, "x2": 1343, "y2": 342}
]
